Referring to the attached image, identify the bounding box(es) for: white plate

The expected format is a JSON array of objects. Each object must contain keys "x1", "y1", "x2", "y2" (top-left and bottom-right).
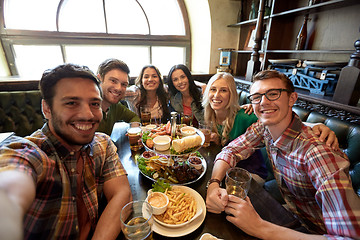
[
  {"x1": 142, "y1": 129, "x2": 205, "y2": 156},
  {"x1": 138, "y1": 153, "x2": 207, "y2": 186},
  {"x1": 153, "y1": 186, "x2": 203, "y2": 228},
  {"x1": 268, "y1": 59, "x2": 299, "y2": 64},
  {"x1": 303, "y1": 60, "x2": 347, "y2": 67},
  {"x1": 152, "y1": 186, "x2": 206, "y2": 237}
]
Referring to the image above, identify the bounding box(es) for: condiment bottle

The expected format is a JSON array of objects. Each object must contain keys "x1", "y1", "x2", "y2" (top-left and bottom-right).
[
  {"x1": 170, "y1": 112, "x2": 177, "y2": 138},
  {"x1": 295, "y1": 15, "x2": 308, "y2": 50}
]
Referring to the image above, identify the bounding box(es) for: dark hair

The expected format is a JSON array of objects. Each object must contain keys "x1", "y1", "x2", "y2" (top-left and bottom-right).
[
  {"x1": 39, "y1": 63, "x2": 101, "y2": 108},
  {"x1": 167, "y1": 64, "x2": 203, "y2": 111},
  {"x1": 252, "y1": 70, "x2": 295, "y2": 93},
  {"x1": 97, "y1": 58, "x2": 130, "y2": 81},
  {"x1": 135, "y1": 65, "x2": 170, "y2": 121}
]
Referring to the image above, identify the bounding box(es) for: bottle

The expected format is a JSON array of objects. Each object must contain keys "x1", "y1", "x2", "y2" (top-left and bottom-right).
[
  {"x1": 295, "y1": 15, "x2": 308, "y2": 50},
  {"x1": 249, "y1": 0, "x2": 257, "y2": 20},
  {"x1": 264, "y1": 0, "x2": 271, "y2": 16},
  {"x1": 170, "y1": 112, "x2": 178, "y2": 138}
]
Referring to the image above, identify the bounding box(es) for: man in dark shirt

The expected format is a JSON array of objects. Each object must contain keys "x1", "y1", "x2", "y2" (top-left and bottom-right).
[{"x1": 97, "y1": 58, "x2": 140, "y2": 135}]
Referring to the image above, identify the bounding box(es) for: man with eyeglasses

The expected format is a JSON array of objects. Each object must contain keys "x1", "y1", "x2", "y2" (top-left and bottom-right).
[
  {"x1": 206, "y1": 70, "x2": 360, "y2": 239},
  {"x1": 97, "y1": 58, "x2": 140, "y2": 136}
]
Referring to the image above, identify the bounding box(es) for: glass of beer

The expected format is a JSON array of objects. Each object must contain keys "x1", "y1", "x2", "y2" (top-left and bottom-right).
[
  {"x1": 127, "y1": 122, "x2": 142, "y2": 151},
  {"x1": 120, "y1": 200, "x2": 154, "y2": 240},
  {"x1": 181, "y1": 113, "x2": 192, "y2": 126},
  {"x1": 199, "y1": 122, "x2": 211, "y2": 147},
  {"x1": 140, "y1": 106, "x2": 151, "y2": 126},
  {"x1": 225, "y1": 167, "x2": 252, "y2": 199}
]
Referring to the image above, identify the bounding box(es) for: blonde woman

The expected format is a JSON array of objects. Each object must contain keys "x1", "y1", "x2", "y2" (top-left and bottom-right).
[{"x1": 203, "y1": 72, "x2": 267, "y2": 181}]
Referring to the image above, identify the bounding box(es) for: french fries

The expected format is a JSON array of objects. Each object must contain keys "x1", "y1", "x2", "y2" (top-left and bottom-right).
[{"x1": 154, "y1": 188, "x2": 197, "y2": 225}]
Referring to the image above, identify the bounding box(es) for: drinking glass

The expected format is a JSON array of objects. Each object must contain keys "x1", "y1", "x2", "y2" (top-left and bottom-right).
[
  {"x1": 199, "y1": 122, "x2": 211, "y2": 147},
  {"x1": 225, "y1": 167, "x2": 252, "y2": 199},
  {"x1": 127, "y1": 122, "x2": 142, "y2": 151},
  {"x1": 181, "y1": 113, "x2": 193, "y2": 126},
  {"x1": 120, "y1": 200, "x2": 154, "y2": 240},
  {"x1": 140, "y1": 106, "x2": 151, "y2": 126}
]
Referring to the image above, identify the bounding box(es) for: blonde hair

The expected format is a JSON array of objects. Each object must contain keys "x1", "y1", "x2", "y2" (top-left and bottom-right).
[{"x1": 202, "y1": 73, "x2": 240, "y2": 145}]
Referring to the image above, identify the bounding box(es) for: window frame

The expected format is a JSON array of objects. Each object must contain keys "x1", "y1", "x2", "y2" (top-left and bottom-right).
[{"x1": 0, "y1": 0, "x2": 191, "y2": 76}]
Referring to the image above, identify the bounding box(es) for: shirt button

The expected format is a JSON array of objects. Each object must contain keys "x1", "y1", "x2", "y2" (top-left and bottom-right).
[
  {"x1": 72, "y1": 196, "x2": 76, "y2": 202},
  {"x1": 76, "y1": 225, "x2": 79, "y2": 231},
  {"x1": 71, "y1": 168, "x2": 76, "y2": 173},
  {"x1": 70, "y1": 151, "x2": 75, "y2": 155}
]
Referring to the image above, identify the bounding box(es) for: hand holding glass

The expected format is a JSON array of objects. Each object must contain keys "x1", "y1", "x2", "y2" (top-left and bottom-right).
[
  {"x1": 225, "y1": 167, "x2": 252, "y2": 199},
  {"x1": 120, "y1": 200, "x2": 154, "y2": 240}
]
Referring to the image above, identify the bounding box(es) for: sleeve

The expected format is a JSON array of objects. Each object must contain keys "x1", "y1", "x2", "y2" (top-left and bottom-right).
[
  {"x1": 215, "y1": 120, "x2": 265, "y2": 168},
  {"x1": 124, "y1": 86, "x2": 140, "y2": 115},
  {"x1": 96, "y1": 134, "x2": 127, "y2": 182},
  {"x1": 118, "y1": 104, "x2": 140, "y2": 123},
  {"x1": 307, "y1": 146, "x2": 360, "y2": 238},
  {"x1": 0, "y1": 136, "x2": 45, "y2": 183}
]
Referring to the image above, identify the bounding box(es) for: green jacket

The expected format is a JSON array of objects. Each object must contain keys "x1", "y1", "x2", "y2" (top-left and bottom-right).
[{"x1": 97, "y1": 102, "x2": 140, "y2": 136}]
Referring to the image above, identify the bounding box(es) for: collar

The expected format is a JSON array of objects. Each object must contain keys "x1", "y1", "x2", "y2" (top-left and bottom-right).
[
  {"x1": 40, "y1": 124, "x2": 93, "y2": 160},
  {"x1": 265, "y1": 112, "x2": 303, "y2": 152}
]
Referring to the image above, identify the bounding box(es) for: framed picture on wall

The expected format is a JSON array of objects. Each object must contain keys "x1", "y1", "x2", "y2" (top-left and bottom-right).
[{"x1": 244, "y1": 26, "x2": 256, "y2": 50}]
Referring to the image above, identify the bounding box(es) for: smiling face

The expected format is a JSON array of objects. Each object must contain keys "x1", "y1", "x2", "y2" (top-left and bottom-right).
[
  {"x1": 100, "y1": 69, "x2": 128, "y2": 109},
  {"x1": 250, "y1": 78, "x2": 297, "y2": 135},
  {"x1": 171, "y1": 69, "x2": 189, "y2": 94},
  {"x1": 42, "y1": 77, "x2": 103, "y2": 150},
  {"x1": 142, "y1": 67, "x2": 160, "y2": 92},
  {"x1": 208, "y1": 78, "x2": 230, "y2": 111}
]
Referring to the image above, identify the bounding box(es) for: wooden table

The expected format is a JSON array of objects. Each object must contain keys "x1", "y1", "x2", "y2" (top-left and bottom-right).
[{"x1": 111, "y1": 122, "x2": 300, "y2": 240}]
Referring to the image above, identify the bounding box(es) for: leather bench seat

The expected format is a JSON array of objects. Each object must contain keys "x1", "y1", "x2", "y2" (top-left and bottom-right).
[{"x1": 0, "y1": 90, "x2": 44, "y2": 137}]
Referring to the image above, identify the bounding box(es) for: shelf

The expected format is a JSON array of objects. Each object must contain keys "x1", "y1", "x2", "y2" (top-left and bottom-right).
[
  {"x1": 232, "y1": 50, "x2": 353, "y2": 54},
  {"x1": 228, "y1": 0, "x2": 358, "y2": 27},
  {"x1": 228, "y1": 16, "x2": 270, "y2": 27},
  {"x1": 265, "y1": 50, "x2": 354, "y2": 54},
  {"x1": 232, "y1": 50, "x2": 264, "y2": 54},
  {"x1": 271, "y1": 0, "x2": 359, "y2": 18}
]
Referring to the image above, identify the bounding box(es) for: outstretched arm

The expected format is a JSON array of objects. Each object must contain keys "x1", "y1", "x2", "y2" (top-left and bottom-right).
[{"x1": 0, "y1": 170, "x2": 36, "y2": 240}]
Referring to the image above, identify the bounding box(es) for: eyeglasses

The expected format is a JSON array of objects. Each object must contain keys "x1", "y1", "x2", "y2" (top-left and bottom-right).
[{"x1": 247, "y1": 88, "x2": 291, "y2": 104}]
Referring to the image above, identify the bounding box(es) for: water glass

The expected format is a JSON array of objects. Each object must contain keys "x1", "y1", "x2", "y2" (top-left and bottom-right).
[
  {"x1": 120, "y1": 200, "x2": 154, "y2": 240},
  {"x1": 225, "y1": 167, "x2": 252, "y2": 199}
]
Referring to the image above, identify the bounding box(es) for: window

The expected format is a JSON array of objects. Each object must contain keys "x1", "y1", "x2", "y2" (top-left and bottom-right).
[{"x1": 0, "y1": 0, "x2": 190, "y2": 78}]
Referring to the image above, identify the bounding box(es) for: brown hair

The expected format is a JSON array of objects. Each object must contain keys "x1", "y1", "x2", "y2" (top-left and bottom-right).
[{"x1": 252, "y1": 70, "x2": 295, "y2": 93}]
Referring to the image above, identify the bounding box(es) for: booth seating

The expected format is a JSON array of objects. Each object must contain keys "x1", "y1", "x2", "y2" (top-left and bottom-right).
[
  {"x1": 0, "y1": 90, "x2": 44, "y2": 137},
  {"x1": 238, "y1": 90, "x2": 360, "y2": 199}
]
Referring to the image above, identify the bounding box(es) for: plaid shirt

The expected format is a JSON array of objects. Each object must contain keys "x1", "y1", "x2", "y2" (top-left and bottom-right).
[
  {"x1": 216, "y1": 113, "x2": 360, "y2": 239},
  {"x1": 0, "y1": 124, "x2": 126, "y2": 239}
]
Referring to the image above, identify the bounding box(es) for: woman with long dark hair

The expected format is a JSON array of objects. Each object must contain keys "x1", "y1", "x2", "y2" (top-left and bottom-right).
[
  {"x1": 128, "y1": 65, "x2": 170, "y2": 123},
  {"x1": 167, "y1": 64, "x2": 204, "y2": 126}
]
